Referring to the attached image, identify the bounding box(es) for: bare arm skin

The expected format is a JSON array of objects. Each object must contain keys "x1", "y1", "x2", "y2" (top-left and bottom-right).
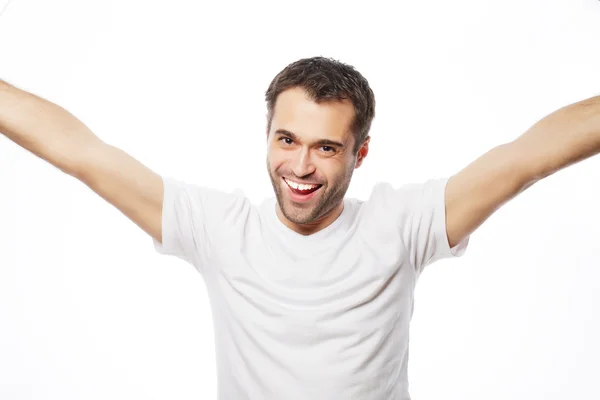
[
  {"x1": 445, "y1": 95, "x2": 600, "y2": 248},
  {"x1": 0, "y1": 79, "x2": 165, "y2": 243}
]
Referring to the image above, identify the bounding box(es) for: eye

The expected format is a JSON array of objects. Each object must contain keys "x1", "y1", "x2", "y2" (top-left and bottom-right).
[{"x1": 278, "y1": 138, "x2": 335, "y2": 153}]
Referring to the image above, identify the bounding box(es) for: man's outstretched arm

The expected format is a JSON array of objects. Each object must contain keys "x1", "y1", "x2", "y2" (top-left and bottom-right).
[
  {"x1": 444, "y1": 95, "x2": 600, "y2": 248},
  {"x1": 0, "y1": 79, "x2": 165, "y2": 244}
]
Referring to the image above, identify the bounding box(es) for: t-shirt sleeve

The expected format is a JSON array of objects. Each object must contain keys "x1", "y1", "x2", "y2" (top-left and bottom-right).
[
  {"x1": 373, "y1": 177, "x2": 470, "y2": 276},
  {"x1": 152, "y1": 175, "x2": 248, "y2": 274}
]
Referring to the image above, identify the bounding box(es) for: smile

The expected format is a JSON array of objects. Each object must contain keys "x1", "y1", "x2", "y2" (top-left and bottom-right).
[{"x1": 282, "y1": 177, "x2": 322, "y2": 201}]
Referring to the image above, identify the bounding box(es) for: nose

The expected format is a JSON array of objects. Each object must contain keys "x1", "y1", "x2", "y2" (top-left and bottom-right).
[{"x1": 291, "y1": 148, "x2": 316, "y2": 178}]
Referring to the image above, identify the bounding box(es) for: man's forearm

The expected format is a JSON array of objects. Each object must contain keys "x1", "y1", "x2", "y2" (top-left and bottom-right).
[
  {"x1": 514, "y1": 95, "x2": 600, "y2": 181},
  {"x1": 0, "y1": 79, "x2": 100, "y2": 174}
]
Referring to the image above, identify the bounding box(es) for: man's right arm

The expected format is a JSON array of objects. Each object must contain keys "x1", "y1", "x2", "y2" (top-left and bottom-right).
[{"x1": 0, "y1": 79, "x2": 165, "y2": 244}]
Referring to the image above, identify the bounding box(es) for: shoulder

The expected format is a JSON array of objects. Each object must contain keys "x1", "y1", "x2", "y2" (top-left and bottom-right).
[{"x1": 364, "y1": 178, "x2": 449, "y2": 213}]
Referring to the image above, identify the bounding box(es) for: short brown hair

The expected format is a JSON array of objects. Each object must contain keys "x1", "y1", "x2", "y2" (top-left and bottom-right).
[{"x1": 265, "y1": 56, "x2": 376, "y2": 155}]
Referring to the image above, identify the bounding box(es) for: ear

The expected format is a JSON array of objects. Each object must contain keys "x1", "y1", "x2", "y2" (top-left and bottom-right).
[{"x1": 354, "y1": 136, "x2": 370, "y2": 169}]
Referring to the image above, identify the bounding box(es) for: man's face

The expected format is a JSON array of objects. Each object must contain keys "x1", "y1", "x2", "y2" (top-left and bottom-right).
[{"x1": 266, "y1": 87, "x2": 369, "y2": 233}]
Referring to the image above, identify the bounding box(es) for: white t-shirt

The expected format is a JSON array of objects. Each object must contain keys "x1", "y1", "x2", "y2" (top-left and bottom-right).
[{"x1": 153, "y1": 176, "x2": 469, "y2": 400}]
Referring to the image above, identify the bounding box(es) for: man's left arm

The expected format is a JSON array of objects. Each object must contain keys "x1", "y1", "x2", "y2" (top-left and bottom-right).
[{"x1": 445, "y1": 95, "x2": 600, "y2": 248}]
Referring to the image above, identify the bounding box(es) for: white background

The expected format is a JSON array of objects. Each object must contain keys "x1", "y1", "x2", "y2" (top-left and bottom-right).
[{"x1": 1, "y1": 0, "x2": 600, "y2": 399}]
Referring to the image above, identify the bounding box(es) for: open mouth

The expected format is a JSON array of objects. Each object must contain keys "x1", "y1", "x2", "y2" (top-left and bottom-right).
[{"x1": 283, "y1": 177, "x2": 323, "y2": 198}]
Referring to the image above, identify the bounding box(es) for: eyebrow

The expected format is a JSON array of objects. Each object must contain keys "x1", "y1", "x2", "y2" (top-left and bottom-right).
[{"x1": 274, "y1": 129, "x2": 345, "y2": 148}]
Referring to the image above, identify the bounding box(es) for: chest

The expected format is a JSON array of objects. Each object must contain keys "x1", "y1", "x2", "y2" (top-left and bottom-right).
[{"x1": 206, "y1": 232, "x2": 416, "y2": 353}]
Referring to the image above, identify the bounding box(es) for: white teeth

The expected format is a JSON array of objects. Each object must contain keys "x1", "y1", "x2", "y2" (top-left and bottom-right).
[{"x1": 284, "y1": 178, "x2": 319, "y2": 190}]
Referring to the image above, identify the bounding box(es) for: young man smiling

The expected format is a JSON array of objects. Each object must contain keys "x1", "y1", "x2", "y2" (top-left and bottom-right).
[
  {"x1": 266, "y1": 83, "x2": 369, "y2": 236},
  {"x1": 1, "y1": 56, "x2": 599, "y2": 399}
]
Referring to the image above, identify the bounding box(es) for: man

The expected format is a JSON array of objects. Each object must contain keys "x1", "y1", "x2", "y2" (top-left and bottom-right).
[{"x1": 1, "y1": 56, "x2": 598, "y2": 399}]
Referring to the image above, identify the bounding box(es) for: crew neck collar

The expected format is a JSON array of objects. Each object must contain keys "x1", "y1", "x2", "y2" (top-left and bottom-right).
[{"x1": 266, "y1": 197, "x2": 351, "y2": 243}]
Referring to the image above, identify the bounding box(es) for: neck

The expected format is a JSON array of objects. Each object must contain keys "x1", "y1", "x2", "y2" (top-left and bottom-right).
[{"x1": 276, "y1": 201, "x2": 344, "y2": 236}]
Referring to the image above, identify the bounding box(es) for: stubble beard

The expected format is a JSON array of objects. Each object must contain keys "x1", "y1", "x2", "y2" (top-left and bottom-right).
[{"x1": 266, "y1": 158, "x2": 354, "y2": 225}]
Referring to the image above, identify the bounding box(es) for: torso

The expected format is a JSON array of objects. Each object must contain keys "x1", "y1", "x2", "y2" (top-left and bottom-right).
[{"x1": 201, "y1": 196, "x2": 418, "y2": 400}]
